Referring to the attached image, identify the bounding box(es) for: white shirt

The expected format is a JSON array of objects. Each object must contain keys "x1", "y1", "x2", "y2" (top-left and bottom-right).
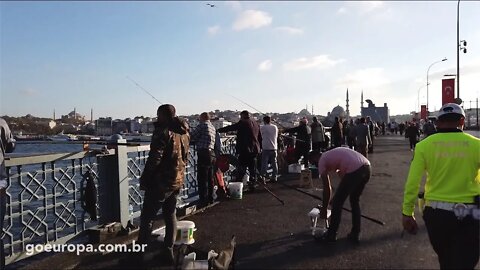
[{"x1": 260, "y1": 124, "x2": 278, "y2": 150}]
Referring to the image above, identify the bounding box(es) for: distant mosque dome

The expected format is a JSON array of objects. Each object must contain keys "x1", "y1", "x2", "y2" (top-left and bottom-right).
[
  {"x1": 324, "y1": 105, "x2": 346, "y2": 126},
  {"x1": 298, "y1": 109, "x2": 311, "y2": 116},
  {"x1": 331, "y1": 105, "x2": 346, "y2": 119}
]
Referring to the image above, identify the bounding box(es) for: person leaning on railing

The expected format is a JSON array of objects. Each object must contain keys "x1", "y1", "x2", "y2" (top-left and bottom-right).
[
  {"x1": 0, "y1": 118, "x2": 15, "y2": 269},
  {"x1": 402, "y1": 103, "x2": 480, "y2": 269}
]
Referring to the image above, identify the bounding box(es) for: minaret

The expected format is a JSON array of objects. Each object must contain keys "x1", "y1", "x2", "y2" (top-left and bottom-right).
[
  {"x1": 361, "y1": 90, "x2": 364, "y2": 117},
  {"x1": 91, "y1": 108, "x2": 93, "y2": 122},
  {"x1": 361, "y1": 90, "x2": 364, "y2": 107},
  {"x1": 53, "y1": 109, "x2": 56, "y2": 121},
  {"x1": 346, "y1": 88, "x2": 350, "y2": 120},
  {"x1": 312, "y1": 104, "x2": 314, "y2": 115},
  {"x1": 74, "y1": 107, "x2": 77, "y2": 120}
]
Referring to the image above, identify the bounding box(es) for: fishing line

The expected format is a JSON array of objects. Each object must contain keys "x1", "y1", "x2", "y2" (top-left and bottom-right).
[
  {"x1": 226, "y1": 93, "x2": 306, "y2": 143},
  {"x1": 126, "y1": 76, "x2": 162, "y2": 104}
]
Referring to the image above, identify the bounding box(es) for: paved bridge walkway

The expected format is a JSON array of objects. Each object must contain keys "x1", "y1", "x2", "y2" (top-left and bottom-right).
[{"x1": 12, "y1": 134, "x2": 466, "y2": 269}]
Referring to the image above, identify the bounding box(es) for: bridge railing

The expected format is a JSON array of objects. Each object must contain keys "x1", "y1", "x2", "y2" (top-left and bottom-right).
[{"x1": 3, "y1": 136, "x2": 236, "y2": 265}]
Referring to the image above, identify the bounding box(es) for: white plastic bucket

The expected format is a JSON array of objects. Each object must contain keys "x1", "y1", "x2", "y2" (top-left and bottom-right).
[
  {"x1": 175, "y1": 220, "x2": 196, "y2": 245},
  {"x1": 228, "y1": 182, "x2": 243, "y2": 199}
]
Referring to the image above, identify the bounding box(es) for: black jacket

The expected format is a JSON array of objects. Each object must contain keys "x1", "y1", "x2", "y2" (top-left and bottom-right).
[
  {"x1": 284, "y1": 124, "x2": 311, "y2": 149},
  {"x1": 217, "y1": 118, "x2": 261, "y2": 155}
]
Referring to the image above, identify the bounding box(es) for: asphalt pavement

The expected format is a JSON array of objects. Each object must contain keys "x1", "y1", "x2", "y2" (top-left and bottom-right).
[{"x1": 17, "y1": 134, "x2": 471, "y2": 269}]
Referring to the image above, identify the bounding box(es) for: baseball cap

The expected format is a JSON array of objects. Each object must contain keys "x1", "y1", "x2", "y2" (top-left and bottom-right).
[{"x1": 437, "y1": 103, "x2": 465, "y2": 119}]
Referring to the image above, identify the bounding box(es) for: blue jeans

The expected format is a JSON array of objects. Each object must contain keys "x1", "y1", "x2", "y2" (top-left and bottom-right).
[
  {"x1": 1, "y1": 191, "x2": 6, "y2": 269},
  {"x1": 261, "y1": 150, "x2": 278, "y2": 179}
]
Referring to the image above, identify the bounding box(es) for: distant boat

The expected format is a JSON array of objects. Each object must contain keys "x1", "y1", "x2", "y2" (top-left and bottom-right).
[
  {"x1": 120, "y1": 132, "x2": 152, "y2": 142},
  {"x1": 47, "y1": 132, "x2": 78, "y2": 141},
  {"x1": 77, "y1": 135, "x2": 102, "y2": 141}
]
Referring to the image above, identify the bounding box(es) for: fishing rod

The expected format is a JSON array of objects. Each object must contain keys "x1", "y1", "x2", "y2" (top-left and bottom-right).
[
  {"x1": 227, "y1": 94, "x2": 306, "y2": 143},
  {"x1": 126, "y1": 76, "x2": 162, "y2": 105},
  {"x1": 257, "y1": 179, "x2": 285, "y2": 205},
  {"x1": 280, "y1": 182, "x2": 386, "y2": 226}
]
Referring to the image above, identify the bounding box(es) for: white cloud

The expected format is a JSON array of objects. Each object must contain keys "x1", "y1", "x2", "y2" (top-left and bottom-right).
[
  {"x1": 210, "y1": 99, "x2": 221, "y2": 106},
  {"x1": 359, "y1": 1, "x2": 384, "y2": 14},
  {"x1": 232, "y1": 10, "x2": 272, "y2": 31},
  {"x1": 336, "y1": 7, "x2": 348, "y2": 14},
  {"x1": 336, "y1": 68, "x2": 390, "y2": 90},
  {"x1": 207, "y1": 25, "x2": 220, "y2": 36},
  {"x1": 283, "y1": 55, "x2": 345, "y2": 71},
  {"x1": 225, "y1": 1, "x2": 242, "y2": 11},
  {"x1": 257, "y1": 60, "x2": 272, "y2": 72},
  {"x1": 20, "y1": 88, "x2": 38, "y2": 96},
  {"x1": 337, "y1": 1, "x2": 385, "y2": 15},
  {"x1": 274, "y1": 26, "x2": 304, "y2": 35}
]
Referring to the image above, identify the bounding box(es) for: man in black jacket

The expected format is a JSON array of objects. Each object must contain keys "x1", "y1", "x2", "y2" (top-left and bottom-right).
[
  {"x1": 217, "y1": 111, "x2": 262, "y2": 191},
  {"x1": 405, "y1": 122, "x2": 420, "y2": 151},
  {"x1": 283, "y1": 118, "x2": 311, "y2": 167}
]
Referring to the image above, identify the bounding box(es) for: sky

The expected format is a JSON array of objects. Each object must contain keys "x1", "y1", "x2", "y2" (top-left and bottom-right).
[{"x1": 1, "y1": 1, "x2": 480, "y2": 120}]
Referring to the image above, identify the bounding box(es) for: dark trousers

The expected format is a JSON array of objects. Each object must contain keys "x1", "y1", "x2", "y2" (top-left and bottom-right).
[
  {"x1": 423, "y1": 207, "x2": 479, "y2": 269},
  {"x1": 332, "y1": 136, "x2": 342, "y2": 148},
  {"x1": 238, "y1": 152, "x2": 257, "y2": 185},
  {"x1": 312, "y1": 142, "x2": 322, "y2": 152},
  {"x1": 197, "y1": 149, "x2": 215, "y2": 205},
  {"x1": 355, "y1": 144, "x2": 368, "y2": 159},
  {"x1": 295, "y1": 144, "x2": 310, "y2": 167},
  {"x1": 328, "y1": 165, "x2": 371, "y2": 237},
  {"x1": 347, "y1": 137, "x2": 355, "y2": 149},
  {"x1": 408, "y1": 137, "x2": 417, "y2": 149},
  {"x1": 138, "y1": 189, "x2": 178, "y2": 247}
]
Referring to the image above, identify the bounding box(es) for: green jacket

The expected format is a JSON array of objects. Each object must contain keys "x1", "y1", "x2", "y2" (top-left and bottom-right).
[{"x1": 402, "y1": 129, "x2": 480, "y2": 216}]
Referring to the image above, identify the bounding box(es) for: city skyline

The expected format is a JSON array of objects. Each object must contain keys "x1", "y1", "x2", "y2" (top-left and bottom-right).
[{"x1": 1, "y1": 1, "x2": 480, "y2": 119}]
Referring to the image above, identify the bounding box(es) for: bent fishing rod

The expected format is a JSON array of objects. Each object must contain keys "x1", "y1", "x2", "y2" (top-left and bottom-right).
[
  {"x1": 227, "y1": 94, "x2": 307, "y2": 143},
  {"x1": 126, "y1": 76, "x2": 162, "y2": 105},
  {"x1": 280, "y1": 182, "x2": 385, "y2": 226}
]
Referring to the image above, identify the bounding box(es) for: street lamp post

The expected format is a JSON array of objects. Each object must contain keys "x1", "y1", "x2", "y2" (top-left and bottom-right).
[
  {"x1": 457, "y1": 0, "x2": 460, "y2": 100},
  {"x1": 426, "y1": 58, "x2": 448, "y2": 114},
  {"x1": 417, "y1": 84, "x2": 427, "y2": 113},
  {"x1": 456, "y1": 0, "x2": 467, "y2": 104}
]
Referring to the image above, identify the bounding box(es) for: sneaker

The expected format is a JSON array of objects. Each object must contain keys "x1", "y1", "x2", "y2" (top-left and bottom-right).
[
  {"x1": 347, "y1": 232, "x2": 360, "y2": 244},
  {"x1": 314, "y1": 231, "x2": 337, "y2": 243}
]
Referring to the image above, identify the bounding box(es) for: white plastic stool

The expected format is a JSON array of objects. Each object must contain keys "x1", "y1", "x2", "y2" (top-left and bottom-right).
[{"x1": 308, "y1": 207, "x2": 331, "y2": 236}]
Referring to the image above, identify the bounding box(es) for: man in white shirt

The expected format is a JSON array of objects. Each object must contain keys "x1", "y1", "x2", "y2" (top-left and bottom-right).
[{"x1": 260, "y1": 116, "x2": 279, "y2": 182}]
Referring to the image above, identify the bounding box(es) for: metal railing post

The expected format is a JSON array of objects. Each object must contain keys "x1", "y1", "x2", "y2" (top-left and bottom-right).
[{"x1": 97, "y1": 139, "x2": 130, "y2": 228}]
